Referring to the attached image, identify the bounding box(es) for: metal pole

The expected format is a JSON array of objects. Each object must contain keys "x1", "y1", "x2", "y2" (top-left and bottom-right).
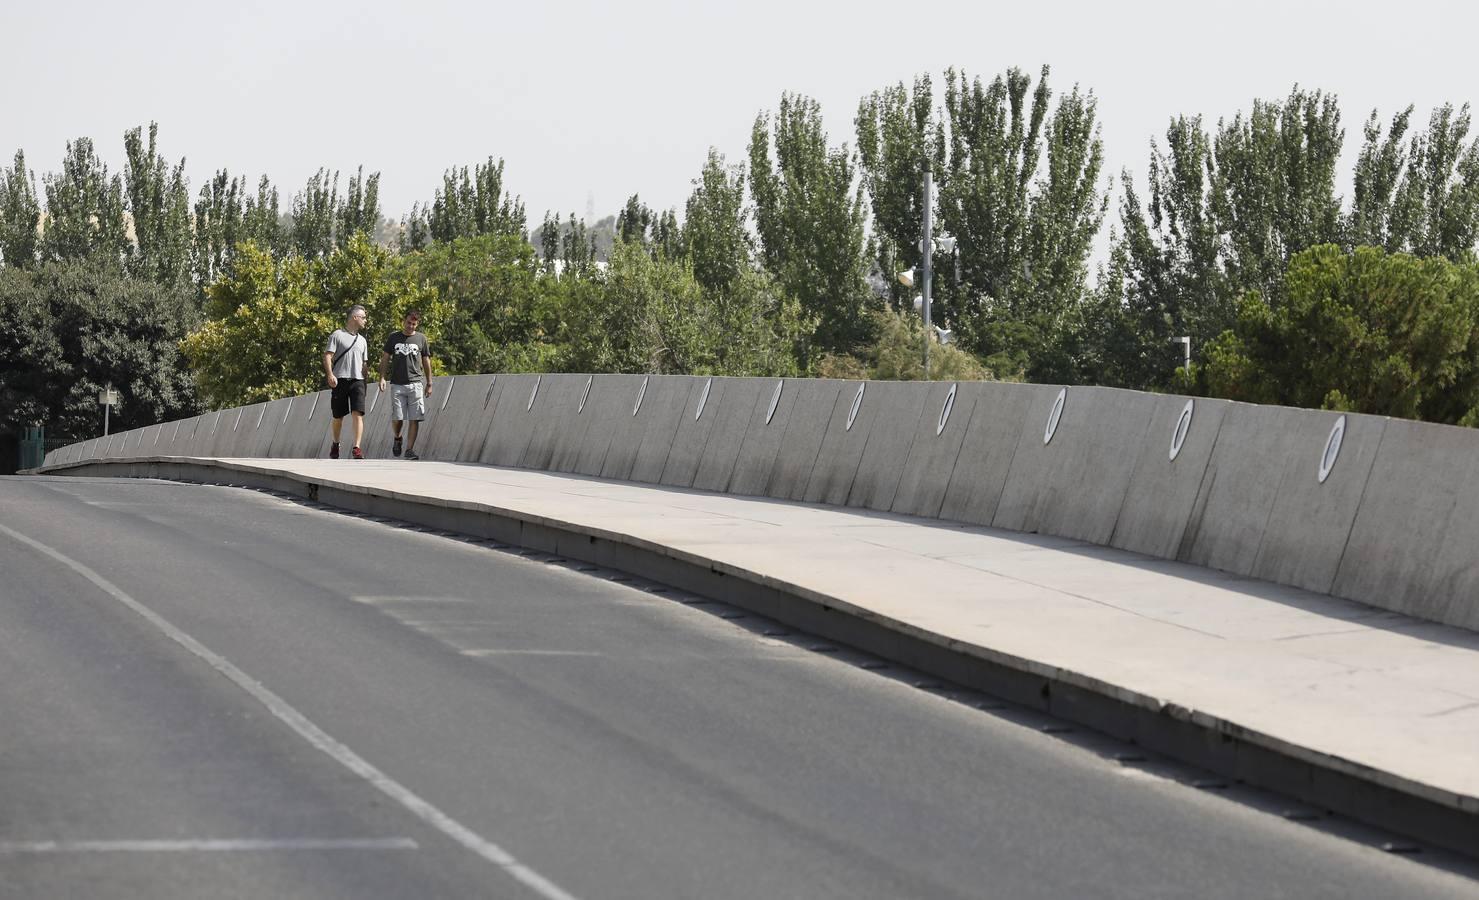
[
  {"x1": 922, "y1": 169, "x2": 933, "y2": 380},
  {"x1": 103, "y1": 399, "x2": 110, "y2": 436}
]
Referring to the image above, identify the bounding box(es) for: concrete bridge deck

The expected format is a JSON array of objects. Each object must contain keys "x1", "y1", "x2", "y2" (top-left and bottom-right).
[{"x1": 38, "y1": 453, "x2": 1479, "y2": 857}]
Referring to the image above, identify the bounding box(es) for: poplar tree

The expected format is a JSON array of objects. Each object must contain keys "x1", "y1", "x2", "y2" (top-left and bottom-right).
[
  {"x1": 123, "y1": 123, "x2": 192, "y2": 285},
  {"x1": 426, "y1": 157, "x2": 526, "y2": 243},
  {"x1": 749, "y1": 92, "x2": 872, "y2": 361},
  {"x1": 336, "y1": 165, "x2": 381, "y2": 248},
  {"x1": 42, "y1": 137, "x2": 127, "y2": 265},
  {"x1": 856, "y1": 75, "x2": 938, "y2": 310},
  {"x1": 0, "y1": 150, "x2": 41, "y2": 268},
  {"x1": 1348, "y1": 103, "x2": 1479, "y2": 260},
  {"x1": 934, "y1": 66, "x2": 1106, "y2": 377},
  {"x1": 193, "y1": 169, "x2": 245, "y2": 288},
  {"x1": 290, "y1": 168, "x2": 338, "y2": 259}
]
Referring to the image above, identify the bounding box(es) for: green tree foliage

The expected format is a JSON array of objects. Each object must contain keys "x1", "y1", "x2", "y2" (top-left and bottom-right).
[
  {"x1": 750, "y1": 93, "x2": 874, "y2": 362},
  {"x1": 539, "y1": 212, "x2": 601, "y2": 276},
  {"x1": 290, "y1": 168, "x2": 339, "y2": 259},
  {"x1": 1202, "y1": 245, "x2": 1479, "y2": 423},
  {"x1": 856, "y1": 75, "x2": 938, "y2": 309},
  {"x1": 336, "y1": 165, "x2": 381, "y2": 248},
  {"x1": 1348, "y1": 103, "x2": 1479, "y2": 260},
  {"x1": 615, "y1": 194, "x2": 682, "y2": 259},
  {"x1": 683, "y1": 150, "x2": 751, "y2": 296},
  {"x1": 123, "y1": 123, "x2": 192, "y2": 286},
  {"x1": 193, "y1": 169, "x2": 245, "y2": 289},
  {"x1": 868, "y1": 309, "x2": 993, "y2": 382},
  {"x1": 1097, "y1": 87, "x2": 1344, "y2": 389},
  {"x1": 0, "y1": 259, "x2": 200, "y2": 438},
  {"x1": 0, "y1": 150, "x2": 41, "y2": 268},
  {"x1": 183, "y1": 242, "x2": 323, "y2": 406},
  {"x1": 424, "y1": 158, "x2": 526, "y2": 244},
  {"x1": 559, "y1": 239, "x2": 801, "y2": 377},
  {"x1": 243, "y1": 175, "x2": 284, "y2": 253},
  {"x1": 398, "y1": 232, "x2": 555, "y2": 374},
  {"x1": 183, "y1": 235, "x2": 439, "y2": 407},
  {"x1": 933, "y1": 66, "x2": 1106, "y2": 379},
  {"x1": 193, "y1": 171, "x2": 284, "y2": 288},
  {"x1": 42, "y1": 137, "x2": 128, "y2": 265}
]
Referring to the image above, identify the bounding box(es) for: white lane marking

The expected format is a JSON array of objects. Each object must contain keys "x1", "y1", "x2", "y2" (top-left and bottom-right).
[
  {"x1": 0, "y1": 522, "x2": 581, "y2": 900},
  {"x1": 0, "y1": 838, "x2": 418, "y2": 854},
  {"x1": 461, "y1": 649, "x2": 602, "y2": 657}
]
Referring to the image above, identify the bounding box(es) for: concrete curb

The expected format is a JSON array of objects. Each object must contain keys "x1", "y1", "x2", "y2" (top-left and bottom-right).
[{"x1": 26, "y1": 454, "x2": 1479, "y2": 858}]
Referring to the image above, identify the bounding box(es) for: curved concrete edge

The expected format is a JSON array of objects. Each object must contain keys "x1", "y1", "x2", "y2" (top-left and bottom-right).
[{"x1": 25, "y1": 454, "x2": 1479, "y2": 857}]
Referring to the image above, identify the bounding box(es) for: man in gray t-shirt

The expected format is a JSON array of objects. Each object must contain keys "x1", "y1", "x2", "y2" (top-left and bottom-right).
[{"x1": 322, "y1": 305, "x2": 369, "y2": 459}]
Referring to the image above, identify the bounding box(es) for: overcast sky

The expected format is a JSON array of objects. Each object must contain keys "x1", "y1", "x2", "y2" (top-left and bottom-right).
[{"x1": 5, "y1": 0, "x2": 1475, "y2": 230}]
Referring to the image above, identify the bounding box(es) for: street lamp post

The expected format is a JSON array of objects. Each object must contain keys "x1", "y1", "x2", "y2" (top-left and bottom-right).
[
  {"x1": 98, "y1": 382, "x2": 119, "y2": 436},
  {"x1": 1170, "y1": 336, "x2": 1191, "y2": 373}
]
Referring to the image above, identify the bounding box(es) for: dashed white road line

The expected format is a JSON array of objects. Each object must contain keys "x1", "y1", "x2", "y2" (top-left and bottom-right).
[
  {"x1": 0, "y1": 521, "x2": 580, "y2": 900},
  {"x1": 0, "y1": 839, "x2": 418, "y2": 854}
]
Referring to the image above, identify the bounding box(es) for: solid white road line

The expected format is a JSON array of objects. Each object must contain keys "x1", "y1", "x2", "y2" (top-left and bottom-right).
[
  {"x1": 0, "y1": 521, "x2": 580, "y2": 900},
  {"x1": 0, "y1": 839, "x2": 418, "y2": 854}
]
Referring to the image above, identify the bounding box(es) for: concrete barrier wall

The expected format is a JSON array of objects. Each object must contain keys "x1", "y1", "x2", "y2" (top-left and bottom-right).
[
  {"x1": 45, "y1": 374, "x2": 1479, "y2": 631},
  {"x1": 688, "y1": 377, "x2": 770, "y2": 492}
]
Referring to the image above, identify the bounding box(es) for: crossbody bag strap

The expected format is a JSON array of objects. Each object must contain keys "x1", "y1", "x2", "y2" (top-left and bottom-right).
[{"x1": 330, "y1": 334, "x2": 363, "y2": 372}]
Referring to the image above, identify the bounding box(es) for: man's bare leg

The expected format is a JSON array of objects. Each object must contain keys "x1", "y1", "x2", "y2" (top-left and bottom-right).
[
  {"x1": 406, "y1": 419, "x2": 420, "y2": 453},
  {"x1": 331, "y1": 416, "x2": 343, "y2": 442},
  {"x1": 352, "y1": 412, "x2": 364, "y2": 449}
]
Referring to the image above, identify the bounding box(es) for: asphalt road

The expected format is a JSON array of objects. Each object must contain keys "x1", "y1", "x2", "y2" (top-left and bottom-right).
[{"x1": 1, "y1": 475, "x2": 1475, "y2": 899}]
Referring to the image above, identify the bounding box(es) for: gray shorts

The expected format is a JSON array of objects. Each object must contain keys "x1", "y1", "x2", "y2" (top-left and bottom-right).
[{"x1": 390, "y1": 382, "x2": 425, "y2": 421}]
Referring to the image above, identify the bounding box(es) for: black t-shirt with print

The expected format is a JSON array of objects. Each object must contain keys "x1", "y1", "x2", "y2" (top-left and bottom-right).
[{"x1": 383, "y1": 331, "x2": 430, "y2": 384}]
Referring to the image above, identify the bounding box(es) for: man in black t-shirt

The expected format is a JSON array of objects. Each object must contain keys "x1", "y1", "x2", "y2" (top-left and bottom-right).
[{"x1": 377, "y1": 309, "x2": 433, "y2": 460}]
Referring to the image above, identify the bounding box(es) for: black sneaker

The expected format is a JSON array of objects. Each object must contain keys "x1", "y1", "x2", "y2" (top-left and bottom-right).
[
  {"x1": 404, "y1": 450, "x2": 419, "y2": 461},
  {"x1": 329, "y1": 442, "x2": 340, "y2": 459},
  {"x1": 393, "y1": 436, "x2": 403, "y2": 457}
]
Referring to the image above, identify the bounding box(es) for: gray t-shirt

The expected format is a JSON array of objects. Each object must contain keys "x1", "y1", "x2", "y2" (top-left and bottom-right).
[{"x1": 325, "y1": 329, "x2": 367, "y2": 380}]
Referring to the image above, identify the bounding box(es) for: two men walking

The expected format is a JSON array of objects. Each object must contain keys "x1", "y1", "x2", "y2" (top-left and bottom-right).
[{"x1": 323, "y1": 305, "x2": 433, "y2": 460}]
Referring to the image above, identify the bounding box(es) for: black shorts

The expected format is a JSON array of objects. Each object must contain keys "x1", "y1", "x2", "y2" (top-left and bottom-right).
[{"x1": 331, "y1": 379, "x2": 366, "y2": 418}]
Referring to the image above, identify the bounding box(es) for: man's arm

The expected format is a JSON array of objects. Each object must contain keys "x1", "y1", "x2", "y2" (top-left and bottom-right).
[
  {"x1": 323, "y1": 351, "x2": 337, "y2": 388},
  {"x1": 378, "y1": 350, "x2": 390, "y2": 390},
  {"x1": 423, "y1": 349, "x2": 433, "y2": 395}
]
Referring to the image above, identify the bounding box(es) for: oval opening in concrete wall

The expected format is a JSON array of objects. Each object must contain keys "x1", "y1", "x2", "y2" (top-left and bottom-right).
[
  {"x1": 846, "y1": 383, "x2": 866, "y2": 431},
  {"x1": 209, "y1": 411, "x2": 221, "y2": 436},
  {"x1": 937, "y1": 383, "x2": 957, "y2": 436},
  {"x1": 766, "y1": 380, "x2": 783, "y2": 424},
  {"x1": 578, "y1": 376, "x2": 592, "y2": 413},
  {"x1": 306, "y1": 394, "x2": 319, "y2": 419},
  {"x1": 633, "y1": 376, "x2": 649, "y2": 416},
  {"x1": 1318, "y1": 414, "x2": 1346, "y2": 484},
  {"x1": 368, "y1": 389, "x2": 379, "y2": 414},
  {"x1": 1044, "y1": 388, "x2": 1066, "y2": 445},
  {"x1": 528, "y1": 374, "x2": 541, "y2": 411},
  {"x1": 696, "y1": 378, "x2": 713, "y2": 421},
  {"x1": 441, "y1": 376, "x2": 454, "y2": 410},
  {"x1": 155, "y1": 425, "x2": 163, "y2": 445},
  {"x1": 283, "y1": 398, "x2": 294, "y2": 424},
  {"x1": 1169, "y1": 399, "x2": 1194, "y2": 461},
  {"x1": 255, "y1": 405, "x2": 267, "y2": 429},
  {"x1": 484, "y1": 376, "x2": 499, "y2": 410},
  {"x1": 233, "y1": 409, "x2": 244, "y2": 432}
]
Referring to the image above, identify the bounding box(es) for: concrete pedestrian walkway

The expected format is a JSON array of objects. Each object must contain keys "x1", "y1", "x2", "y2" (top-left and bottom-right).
[{"x1": 41, "y1": 455, "x2": 1479, "y2": 853}]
